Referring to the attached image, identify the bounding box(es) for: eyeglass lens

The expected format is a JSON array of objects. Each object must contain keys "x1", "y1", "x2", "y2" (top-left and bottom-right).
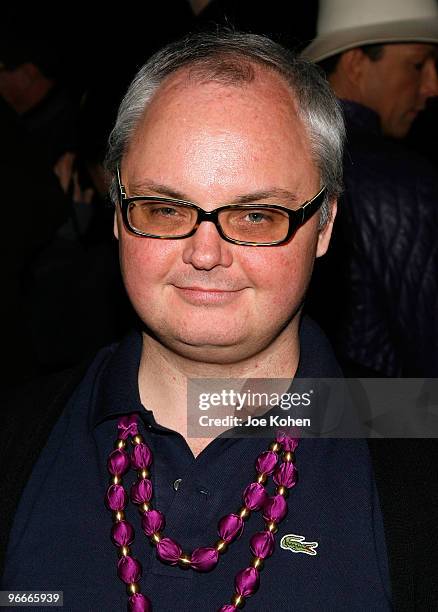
[{"x1": 128, "y1": 200, "x2": 290, "y2": 243}]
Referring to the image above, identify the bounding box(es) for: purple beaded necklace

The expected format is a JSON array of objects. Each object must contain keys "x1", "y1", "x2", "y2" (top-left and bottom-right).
[{"x1": 105, "y1": 414, "x2": 299, "y2": 611}]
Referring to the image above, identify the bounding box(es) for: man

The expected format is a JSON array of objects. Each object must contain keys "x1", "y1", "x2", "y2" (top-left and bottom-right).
[
  {"x1": 303, "y1": 0, "x2": 438, "y2": 376},
  {"x1": 0, "y1": 28, "x2": 126, "y2": 385},
  {"x1": 1, "y1": 32, "x2": 437, "y2": 611}
]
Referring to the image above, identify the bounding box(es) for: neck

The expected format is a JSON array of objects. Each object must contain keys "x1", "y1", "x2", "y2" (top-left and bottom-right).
[
  {"x1": 137, "y1": 321, "x2": 301, "y2": 453},
  {"x1": 328, "y1": 72, "x2": 368, "y2": 108}
]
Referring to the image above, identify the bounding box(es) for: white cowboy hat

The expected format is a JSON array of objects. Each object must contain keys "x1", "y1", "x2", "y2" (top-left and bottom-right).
[{"x1": 301, "y1": 0, "x2": 438, "y2": 62}]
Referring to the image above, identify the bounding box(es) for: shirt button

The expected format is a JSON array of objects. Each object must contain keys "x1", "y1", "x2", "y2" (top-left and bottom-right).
[{"x1": 173, "y1": 478, "x2": 182, "y2": 491}]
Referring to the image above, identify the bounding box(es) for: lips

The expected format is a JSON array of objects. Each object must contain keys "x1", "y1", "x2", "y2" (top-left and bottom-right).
[
  {"x1": 173, "y1": 285, "x2": 246, "y2": 305},
  {"x1": 175, "y1": 285, "x2": 242, "y2": 292}
]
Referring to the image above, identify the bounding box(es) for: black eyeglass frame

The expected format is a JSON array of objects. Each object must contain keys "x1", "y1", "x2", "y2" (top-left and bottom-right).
[{"x1": 116, "y1": 167, "x2": 327, "y2": 246}]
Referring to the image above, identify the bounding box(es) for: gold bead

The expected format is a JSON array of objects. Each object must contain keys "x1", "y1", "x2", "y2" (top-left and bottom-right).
[
  {"x1": 113, "y1": 511, "x2": 125, "y2": 522},
  {"x1": 215, "y1": 539, "x2": 228, "y2": 554},
  {"x1": 140, "y1": 502, "x2": 151, "y2": 513},
  {"x1": 118, "y1": 546, "x2": 131, "y2": 558},
  {"x1": 116, "y1": 439, "x2": 126, "y2": 449},
  {"x1": 133, "y1": 435, "x2": 143, "y2": 445},
  {"x1": 139, "y1": 469, "x2": 149, "y2": 479},
  {"x1": 256, "y1": 473, "x2": 267, "y2": 485},
  {"x1": 127, "y1": 583, "x2": 140, "y2": 595},
  {"x1": 276, "y1": 485, "x2": 288, "y2": 497},
  {"x1": 178, "y1": 554, "x2": 191, "y2": 568},
  {"x1": 269, "y1": 442, "x2": 280, "y2": 452},
  {"x1": 112, "y1": 475, "x2": 120, "y2": 485},
  {"x1": 151, "y1": 532, "x2": 161, "y2": 544},
  {"x1": 231, "y1": 593, "x2": 245, "y2": 608},
  {"x1": 251, "y1": 556, "x2": 264, "y2": 571},
  {"x1": 238, "y1": 506, "x2": 250, "y2": 520},
  {"x1": 266, "y1": 521, "x2": 278, "y2": 534},
  {"x1": 283, "y1": 451, "x2": 294, "y2": 462}
]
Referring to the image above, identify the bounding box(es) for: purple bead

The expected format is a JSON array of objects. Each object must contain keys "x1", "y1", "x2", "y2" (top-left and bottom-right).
[
  {"x1": 234, "y1": 567, "x2": 260, "y2": 597},
  {"x1": 117, "y1": 555, "x2": 142, "y2": 584},
  {"x1": 130, "y1": 478, "x2": 153, "y2": 504},
  {"x1": 276, "y1": 431, "x2": 299, "y2": 452},
  {"x1": 156, "y1": 537, "x2": 182, "y2": 565},
  {"x1": 141, "y1": 510, "x2": 165, "y2": 536},
  {"x1": 107, "y1": 448, "x2": 130, "y2": 476},
  {"x1": 263, "y1": 494, "x2": 288, "y2": 522},
  {"x1": 118, "y1": 414, "x2": 139, "y2": 440},
  {"x1": 131, "y1": 443, "x2": 152, "y2": 469},
  {"x1": 250, "y1": 531, "x2": 275, "y2": 559},
  {"x1": 243, "y1": 482, "x2": 267, "y2": 511},
  {"x1": 106, "y1": 484, "x2": 128, "y2": 511},
  {"x1": 111, "y1": 520, "x2": 135, "y2": 546},
  {"x1": 218, "y1": 514, "x2": 244, "y2": 543},
  {"x1": 128, "y1": 593, "x2": 151, "y2": 612},
  {"x1": 255, "y1": 450, "x2": 278, "y2": 475},
  {"x1": 218, "y1": 606, "x2": 237, "y2": 611},
  {"x1": 190, "y1": 547, "x2": 219, "y2": 572},
  {"x1": 273, "y1": 462, "x2": 297, "y2": 488}
]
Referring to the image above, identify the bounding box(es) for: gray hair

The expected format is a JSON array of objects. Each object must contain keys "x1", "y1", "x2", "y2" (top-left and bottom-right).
[{"x1": 105, "y1": 31, "x2": 345, "y2": 227}]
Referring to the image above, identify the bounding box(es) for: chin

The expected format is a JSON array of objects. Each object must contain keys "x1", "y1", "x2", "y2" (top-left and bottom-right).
[
  {"x1": 156, "y1": 335, "x2": 254, "y2": 364},
  {"x1": 174, "y1": 343, "x2": 256, "y2": 364},
  {"x1": 147, "y1": 320, "x2": 269, "y2": 364},
  {"x1": 384, "y1": 121, "x2": 412, "y2": 140},
  {"x1": 172, "y1": 327, "x2": 247, "y2": 353}
]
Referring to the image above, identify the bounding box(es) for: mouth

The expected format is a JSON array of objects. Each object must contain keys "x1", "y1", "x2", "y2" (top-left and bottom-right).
[{"x1": 172, "y1": 285, "x2": 246, "y2": 305}]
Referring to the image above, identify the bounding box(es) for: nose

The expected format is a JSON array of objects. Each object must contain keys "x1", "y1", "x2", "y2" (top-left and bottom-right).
[
  {"x1": 182, "y1": 220, "x2": 233, "y2": 270},
  {"x1": 420, "y1": 57, "x2": 438, "y2": 102}
]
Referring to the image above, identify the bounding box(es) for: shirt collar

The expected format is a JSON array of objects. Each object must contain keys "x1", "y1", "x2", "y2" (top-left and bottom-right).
[
  {"x1": 296, "y1": 316, "x2": 343, "y2": 378},
  {"x1": 92, "y1": 329, "x2": 150, "y2": 428},
  {"x1": 340, "y1": 99, "x2": 381, "y2": 136}
]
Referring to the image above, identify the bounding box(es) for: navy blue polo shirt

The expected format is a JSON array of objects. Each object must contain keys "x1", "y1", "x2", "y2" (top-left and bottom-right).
[{"x1": 3, "y1": 319, "x2": 391, "y2": 611}]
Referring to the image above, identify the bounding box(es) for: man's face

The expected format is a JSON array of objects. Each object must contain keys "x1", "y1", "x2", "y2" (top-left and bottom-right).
[
  {"x1": 0, "y1": 62, "x2": 53, "y2": 114},
  {"x1": 359, "y1": 43, "x2": 438, "y2": 138},
  {"x1": 115, "y1": 67, "x2": 335, "y2": 364}
]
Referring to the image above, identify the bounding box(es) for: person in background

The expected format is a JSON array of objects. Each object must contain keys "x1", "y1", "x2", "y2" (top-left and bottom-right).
[
  {"x1": 0, "y1": 27, "x2": 132, "y2": 381},
  {"x1": 303, "y1": 0, "x2": 438, "y2": 376}
]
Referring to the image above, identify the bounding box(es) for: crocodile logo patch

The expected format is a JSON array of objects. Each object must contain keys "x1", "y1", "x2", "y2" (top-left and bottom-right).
[{"x1": 280, "y1": 534, "x2": 318, "y2": 556}]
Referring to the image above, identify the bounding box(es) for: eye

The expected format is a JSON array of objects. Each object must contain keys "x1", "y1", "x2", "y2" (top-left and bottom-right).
[
  {"x1": 413, "y1": 61, "x2": 425, "y2": 71},
  {"x1": 151, "y1": 206, "x2": 179, "y2": 217},
  {"x1": 245, "y1": 211, "x2": 271, "y2": 224}
]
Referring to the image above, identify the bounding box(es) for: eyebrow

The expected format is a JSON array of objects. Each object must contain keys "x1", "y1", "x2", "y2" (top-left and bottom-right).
[
  {"x1": 129, "y1": 179, "x2": 187, "y2": 201},
  {"x1": 128, "y1": 179, "x2": 299, "y2": 205}
]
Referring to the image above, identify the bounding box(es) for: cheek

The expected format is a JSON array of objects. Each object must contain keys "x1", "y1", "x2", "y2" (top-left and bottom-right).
[
  {"x1": 240, "y1": 230, "x2": 318, "y2": 311},
  {"x1": 118, "y1": 235, "x2": 176, "y2": 302},
  {"x1": 388, "y1": 75, "x2": 416, "y2": 112}
]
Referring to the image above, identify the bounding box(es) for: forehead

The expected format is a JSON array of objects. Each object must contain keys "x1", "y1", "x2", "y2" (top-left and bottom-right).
[{"x1": 122, "y1": 66, "x2": 318, "y2": 200}]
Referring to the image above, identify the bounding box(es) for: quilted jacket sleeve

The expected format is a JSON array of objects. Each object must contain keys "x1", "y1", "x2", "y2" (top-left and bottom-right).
[{"x1": 340, "y1": 137, "x2": 438, "y2": 376}]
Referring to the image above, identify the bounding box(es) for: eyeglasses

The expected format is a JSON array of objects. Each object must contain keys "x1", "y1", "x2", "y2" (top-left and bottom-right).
[{"x1": 117, "y1": 167, "x2": 326, "y2": 246}]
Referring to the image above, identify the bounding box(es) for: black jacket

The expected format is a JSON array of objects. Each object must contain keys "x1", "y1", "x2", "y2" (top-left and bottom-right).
[{"x1": 308, "y1": 100, "x2": 438, "y2": 376}]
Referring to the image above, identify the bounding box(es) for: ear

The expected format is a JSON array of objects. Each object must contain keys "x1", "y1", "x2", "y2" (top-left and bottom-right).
[
  {"x1": 337, "y1": 48, "x2": 369, "y2": 87},
  {"x1": 316, "y1": 200, "x2": 337, "y2": 258},
  {"x1": 113, "y1": 207, "x2": 120, "y2": 240},
  {"x1": 328, "y1": 48, "x2": 372, "y2": 102}
]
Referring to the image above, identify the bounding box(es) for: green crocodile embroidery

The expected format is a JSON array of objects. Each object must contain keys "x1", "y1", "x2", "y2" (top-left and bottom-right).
[{"x1": 280, "y1": 534, "x2": 318, "y2": 556}]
